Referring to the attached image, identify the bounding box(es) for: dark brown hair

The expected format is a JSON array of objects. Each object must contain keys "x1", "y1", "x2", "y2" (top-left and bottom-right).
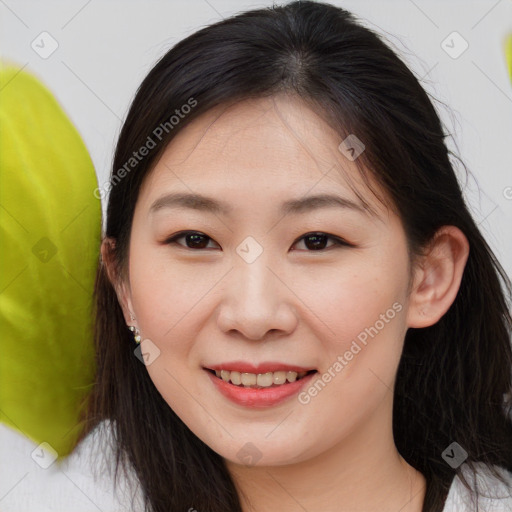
[{"x1": 81, "y1": 2, "x2": 512, "y2": 511}]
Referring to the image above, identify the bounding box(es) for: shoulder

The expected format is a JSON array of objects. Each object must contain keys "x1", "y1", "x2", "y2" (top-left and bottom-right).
[
  {"x1": 0, "y1": 420, "x2": 145, "y2": 512},
  {"x1": 443, "y1": 461, "x2": 512, "y2": 512}
]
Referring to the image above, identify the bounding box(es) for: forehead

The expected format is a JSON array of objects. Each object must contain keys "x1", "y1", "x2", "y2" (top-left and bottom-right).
[{"x1": 138, "y1": 94, "x2": 387, "y2": 217}]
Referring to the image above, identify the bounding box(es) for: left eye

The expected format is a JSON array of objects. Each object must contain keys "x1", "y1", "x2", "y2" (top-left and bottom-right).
[
  {"x1": 164, "y1": 231, "x2": 350, "y2": 252},
  {"x1": 292, "y1": 232, "x2": 349, "y2": 251}
]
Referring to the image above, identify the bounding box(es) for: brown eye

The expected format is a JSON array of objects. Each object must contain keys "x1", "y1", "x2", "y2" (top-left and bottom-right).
[
  {"x1": 165, "y1": 231, "x2": 220, "y2": 250},
  {"x1": 164, "y1": 230, "x2": 351, "y2": 252},
  {"x1": 292, "y1": 232, "x2": 350, "y2": 251}
]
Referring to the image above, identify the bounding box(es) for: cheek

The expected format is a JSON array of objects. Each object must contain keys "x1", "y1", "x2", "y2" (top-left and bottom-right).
[
  {"x1": 126, "y1": 246, "x2": 210, "y2": 418},
  {"x1": 292, "y1": 267, "x2": 407, "y2": 453},
  {"x1": 299, "y1": 260, "x2": 407, "y2": 345},
  {"x1": 295, "y1": 250, "x2": 409, "y2": 406},
  {"x1": 127, "y1": 243, "x2": 218, "y2": 345}
]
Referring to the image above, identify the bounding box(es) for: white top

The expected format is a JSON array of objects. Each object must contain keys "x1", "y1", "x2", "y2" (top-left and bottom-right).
[
  {"x1": 0, "y1": 421, "x2": 144, "y2": 511},
  {"x1": 1, "y1": 421, "x2": 511, "y2": 511}
]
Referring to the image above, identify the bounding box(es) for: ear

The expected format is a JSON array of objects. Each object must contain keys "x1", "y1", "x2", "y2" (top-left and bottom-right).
[
  {"x1": 407, "y1": 226, "x2": 470, "y2": 328},
  {"x1": 100, "y1": 237, "x2": 136, "y2": 327}
]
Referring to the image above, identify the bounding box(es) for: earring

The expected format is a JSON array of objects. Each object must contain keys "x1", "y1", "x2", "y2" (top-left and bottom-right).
[{"x1": 128, "y1": 324, "x2": 141, "y2": 344}]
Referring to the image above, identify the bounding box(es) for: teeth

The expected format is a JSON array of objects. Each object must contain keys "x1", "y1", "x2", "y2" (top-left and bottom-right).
[
  {"x1": 273, "y1": 371, "x2": 287, "y2": 385},
  {"x1": 256, "y1": 372, "x2": 273, "y2": 387},
  {"x1": 212, "y1": 369, "x2": 311, "y2": 387},
  {"x1": 241, "y1": 373, "x2": 257, "y2": 386},
  {"x1": 230, "y1": 371, "x2": 242, "y2": 385},
  {"x1": 287, "y1": 371, "x2": 297, "y2": 383}
]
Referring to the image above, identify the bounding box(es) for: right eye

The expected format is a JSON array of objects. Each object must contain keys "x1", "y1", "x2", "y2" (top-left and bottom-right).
[{"x1": 164, "y1": 231, "x2": 221, "y2": 250}]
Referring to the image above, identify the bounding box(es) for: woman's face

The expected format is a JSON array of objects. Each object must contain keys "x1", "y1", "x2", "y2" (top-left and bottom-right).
[{"x1": 121, "y1": 94, "x2": 415, "y2": 467}]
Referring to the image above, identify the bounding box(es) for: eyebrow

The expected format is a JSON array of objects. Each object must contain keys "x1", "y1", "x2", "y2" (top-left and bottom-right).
[{"x1": 149, "y1": 192, "x2": 369, "y2": 217}]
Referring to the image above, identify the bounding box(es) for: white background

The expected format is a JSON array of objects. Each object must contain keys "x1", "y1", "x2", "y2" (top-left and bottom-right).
[{"x1": 1, "y1": 0, "x2": 511, "y2": 277}]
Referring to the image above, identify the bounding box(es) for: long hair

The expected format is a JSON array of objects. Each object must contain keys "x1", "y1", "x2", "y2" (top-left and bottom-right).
[{"x1": 81, "y1": 2, "x2": 512, "y2": 511}]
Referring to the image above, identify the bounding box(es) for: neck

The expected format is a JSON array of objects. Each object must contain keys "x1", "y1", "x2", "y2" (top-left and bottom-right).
[{"x1": 225, "y1": 395, "x2": 426, "y2": 512}]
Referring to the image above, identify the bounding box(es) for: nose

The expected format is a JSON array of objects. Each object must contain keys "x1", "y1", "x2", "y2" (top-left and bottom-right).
[{"x1": 216, "y1": 254, "x2": 298, "y2": 341}]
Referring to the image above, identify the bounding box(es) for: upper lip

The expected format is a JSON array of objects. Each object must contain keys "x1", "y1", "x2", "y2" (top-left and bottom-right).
[{"x1": 205, "y1": 361, "x2": 316, "y2": 374}]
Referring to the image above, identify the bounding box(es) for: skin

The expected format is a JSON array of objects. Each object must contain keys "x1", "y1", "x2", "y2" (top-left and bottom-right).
[{"x1": 103, "y1": 93, "x2": 469, "y2": 511}]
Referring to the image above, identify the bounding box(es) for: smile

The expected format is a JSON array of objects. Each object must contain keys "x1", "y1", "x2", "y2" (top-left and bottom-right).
[
  {"x1": 209, "y1": 369, "x2": 315, "y2": 388},
  {"x1": 204, "y1": 364, "x2": 319, "y2": 408}
]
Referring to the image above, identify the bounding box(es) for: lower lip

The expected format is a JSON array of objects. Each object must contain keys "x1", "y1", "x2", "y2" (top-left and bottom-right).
[{"x1": 205, "y1": 369, "x2": 317, "y2": 408}]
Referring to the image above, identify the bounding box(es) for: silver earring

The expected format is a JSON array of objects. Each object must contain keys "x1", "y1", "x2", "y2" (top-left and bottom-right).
[{"x1": 128, "y1": 324, "x2": 141, "y2": 344}]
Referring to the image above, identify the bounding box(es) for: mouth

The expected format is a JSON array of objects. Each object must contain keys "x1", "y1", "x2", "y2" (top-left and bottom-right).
[{"x1": 205, "y1": 368, "x2": 317, "y2": 389}]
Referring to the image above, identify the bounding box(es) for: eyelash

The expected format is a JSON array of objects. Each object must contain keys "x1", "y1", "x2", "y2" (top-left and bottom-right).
[{"x1": 163, "y1": 230, "x2": 353, "y2": 252}]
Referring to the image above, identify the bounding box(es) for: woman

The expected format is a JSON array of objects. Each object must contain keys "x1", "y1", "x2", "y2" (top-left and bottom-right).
[{"x1": 81, "y1": 1, "x2": 512, "y2": 511}]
